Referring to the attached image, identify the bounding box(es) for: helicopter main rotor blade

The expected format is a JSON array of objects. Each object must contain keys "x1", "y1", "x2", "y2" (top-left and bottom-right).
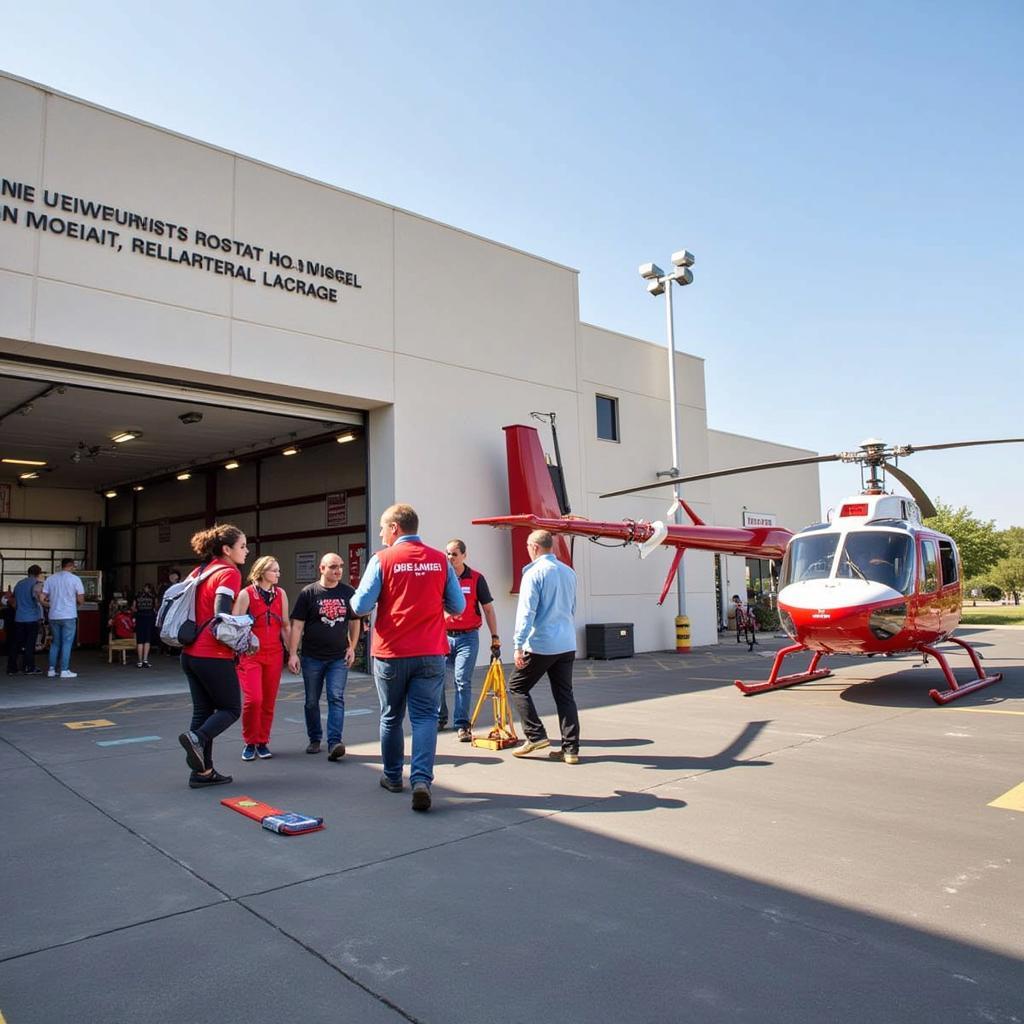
[
  {"x1": 599, "y1": 453, "x2": 842, "y2": 499},
  {"x1": 881, "y1": 462, "x2": 937, "y2": 519},
  {"x1": 903, "y1": 438, "x2": 1024, "y2": 455}
]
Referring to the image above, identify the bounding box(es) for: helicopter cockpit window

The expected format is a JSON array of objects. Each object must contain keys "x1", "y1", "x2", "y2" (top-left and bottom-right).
[
  {"x1": 781, "y1": 534, "x2": 839, "y2": 585},
  {"x1": 938, "y1": 540, "x2": 958, "y2": 586},
  {"x1": 836, "y1": 531, "x2": 914, "y2": 594},
  {"x1": 920, "y1": 539, "x2": 940, "y2": 593}
]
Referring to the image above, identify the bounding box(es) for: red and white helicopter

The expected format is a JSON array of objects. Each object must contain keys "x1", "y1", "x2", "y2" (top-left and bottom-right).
[{"x1": 473, "y1": 425, "x2": 1023, "y2": 705}]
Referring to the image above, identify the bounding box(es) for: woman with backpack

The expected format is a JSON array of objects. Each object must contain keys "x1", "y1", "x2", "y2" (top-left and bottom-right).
[
  {"x1": 177, "y1": 523, "x2": 248, "y2": 789},
  {"x1": 232, "y1": 555, "x2": 290, "y2": 762}
]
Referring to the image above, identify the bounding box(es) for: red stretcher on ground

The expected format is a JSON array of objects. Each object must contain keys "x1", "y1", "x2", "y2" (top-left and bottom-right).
[{"x1": 221, "y1": 795, "x2": 324, "y2": 835}]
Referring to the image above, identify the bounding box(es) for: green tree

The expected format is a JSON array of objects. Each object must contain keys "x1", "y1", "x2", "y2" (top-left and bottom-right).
[
  {"x1": 924, "y1": 502, "x2": 1006, "y2": 579},
  {"x1": 999, "y1": 526, "x2": 1024, "y2": 558},
  {"x1": 989, "y1": 555, "x2": 1024, "y2": 605}
]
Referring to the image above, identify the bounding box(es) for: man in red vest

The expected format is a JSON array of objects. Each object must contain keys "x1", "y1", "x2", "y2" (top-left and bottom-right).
[
  {"x1": 438, "y1": 538, "x2": 500, "y2": 740},
  {"x1": 351, "y1": 503, "x2": 465, "y2": 811}
]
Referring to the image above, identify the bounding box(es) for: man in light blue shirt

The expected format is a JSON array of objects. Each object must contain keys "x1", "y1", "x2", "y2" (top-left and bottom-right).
[{"x1": 509, "y1": 529, "x2": 581, "y2": 764}]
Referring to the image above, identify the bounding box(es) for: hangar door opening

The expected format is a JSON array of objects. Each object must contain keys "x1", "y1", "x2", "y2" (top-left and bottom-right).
[{"x1": 0, "y1": 362, "x2": 367, "y2": 647}]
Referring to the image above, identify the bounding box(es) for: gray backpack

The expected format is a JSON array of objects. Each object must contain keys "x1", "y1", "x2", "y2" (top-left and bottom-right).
[{"x1": 156, "y1": 565, "x2": 219, "y2": 648}]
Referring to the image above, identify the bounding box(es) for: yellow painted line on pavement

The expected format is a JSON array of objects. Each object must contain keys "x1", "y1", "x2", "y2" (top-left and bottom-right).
[
  {"x1": 988, "y1": 782, "x2": 1024, "y2": 812},
  {"x1": 64, "y1": 719, "x2": 116, "y2": 730},
  {"x1": 945, "y1": 707, "x2": 1024, "y2": 716}
]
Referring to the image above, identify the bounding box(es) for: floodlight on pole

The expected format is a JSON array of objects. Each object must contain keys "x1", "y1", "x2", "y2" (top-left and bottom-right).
[{"x1": 638, "y1": 248, "x2": 697, "y2": 652}]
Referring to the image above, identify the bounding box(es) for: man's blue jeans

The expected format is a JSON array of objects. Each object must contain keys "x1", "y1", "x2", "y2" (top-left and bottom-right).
[
  {"x1": 374, "y1": 654, "x2": 445, "y2": 786},
  {"x1": 301, "y1": 655, "x2": 349, "y2": 747},
  {"x1": 48, "y1": 618, "x2": 77, "y2": 673},
  {"x1": 440, "y1": 631, "x2": 479, "y2": 729}
]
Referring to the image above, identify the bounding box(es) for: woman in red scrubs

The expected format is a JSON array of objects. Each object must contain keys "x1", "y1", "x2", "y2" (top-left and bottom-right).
[{"x1": 233, "y1": 555, "x2": 290, "y2": 762}]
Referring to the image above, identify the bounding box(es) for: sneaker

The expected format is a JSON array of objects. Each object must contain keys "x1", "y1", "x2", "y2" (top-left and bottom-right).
[
  {"x1": 24, "y1": 668, "x2": 42, "y2": 675},
  {"x1": 327, "y1": 741, "x2": 346, "y2": 762},
  {"x1": 255, "y1": 744, "x2": 273, "y2": 759},
  {"x1": 457, "y1": 727, "x2": 472, "y2": 742},
  {"x1": 60, "y1": 670, "x2": 77, "y2": 679},
  {"x1": 137, "y1": 662, "x2": 144, "y2": 669},
  {"x1": 379, "y1": 773, "x2": 404, "y2": 793},
  {"x1": 411, "y1": 781, "x2": 432, "y2": 812},
  {"x1": 188, "y1": 769, "x2": 233, "y2": 789},
  {"x1": 47, "y1": 668, "x2": 57, "y2": 678},
  {"x1": 178, "y1": 730, "x2": 205, "y2": 772},
  {"x1": 305, "y1": 740, "x2": 321, "y2": 755},
  {"x1": 241, "y1": 744, "x2": 257, "y2": 761},
  {"x1": 142, "y1": 661, "x2": 152, "y2": 668},
  {"x1": 437, "y1": 719, "x2": 448, "y2": 731},
  {"x1": 549, "y1": 749, "x2": 580, "y2": 765},
  {"x1": 512, "y1": 737, "x2": 550, "y2": 758}
]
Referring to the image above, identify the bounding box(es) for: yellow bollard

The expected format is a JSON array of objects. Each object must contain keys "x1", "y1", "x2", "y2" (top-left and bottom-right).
[{"x1": 675, "y1": 615, "x2": 691, "y2": 653}]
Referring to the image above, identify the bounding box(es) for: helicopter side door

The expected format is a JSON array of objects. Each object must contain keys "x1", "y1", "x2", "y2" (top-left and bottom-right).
[
  {"x1": 936, "y1": 537, "x2": 963, "y2": 635},
  {"x1": 914, "y1": 538, "x2": 943, "y2": 635},
  {"x1": 914, "y1": 536, "x2": 961, "y2": 637}
]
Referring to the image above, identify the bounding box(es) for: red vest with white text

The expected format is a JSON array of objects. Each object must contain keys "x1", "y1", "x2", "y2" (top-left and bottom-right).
[
  {"x1": 371, "y1": 540, "x2": 449, "y2": 658},
  {"x1": 444, "y1": 568, "x2": 483, "y2": 632}
]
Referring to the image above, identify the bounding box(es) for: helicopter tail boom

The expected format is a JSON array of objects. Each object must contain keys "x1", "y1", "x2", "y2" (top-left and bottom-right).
[{"x1": 472, "y1": 512, "x2": 792, "y2": 561}]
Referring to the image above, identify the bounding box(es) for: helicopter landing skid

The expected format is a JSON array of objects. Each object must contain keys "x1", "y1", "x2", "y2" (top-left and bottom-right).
[
  {"x1": 922, "y1": 638, "x2": 1003, "y2": 705},
  {"x1": 734, "y1": 644, "x2": 832, "y2": 695}
]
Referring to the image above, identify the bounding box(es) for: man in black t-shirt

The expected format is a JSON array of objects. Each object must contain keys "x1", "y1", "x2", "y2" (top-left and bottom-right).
[{"x1": 288, "y1": 552, "x2": 361, "y2": 760}]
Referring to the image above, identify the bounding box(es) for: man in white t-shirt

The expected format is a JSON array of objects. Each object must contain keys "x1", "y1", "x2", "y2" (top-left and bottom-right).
[{"x1": 41, "y1": 559, "x2": 85, "y2": 679}]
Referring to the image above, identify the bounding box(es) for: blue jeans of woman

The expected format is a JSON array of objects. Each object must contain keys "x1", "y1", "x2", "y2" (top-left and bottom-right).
[
  {"x1": 374, "y1": 654, "x2": 445, "y2": 786},
  {"x1": 301, "y1": 655, "x2": 349, "y2": 747}
]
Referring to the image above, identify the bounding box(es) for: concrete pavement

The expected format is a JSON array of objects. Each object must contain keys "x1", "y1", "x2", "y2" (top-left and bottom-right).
[{"x1": 1, "y1": 629, "x2": 1022, "y2": 1023}]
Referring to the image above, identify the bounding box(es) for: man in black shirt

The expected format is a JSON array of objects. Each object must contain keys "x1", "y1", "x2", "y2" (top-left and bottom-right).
[{"x1": 288, "y1": 552, "x2": 361, "y2": 760}]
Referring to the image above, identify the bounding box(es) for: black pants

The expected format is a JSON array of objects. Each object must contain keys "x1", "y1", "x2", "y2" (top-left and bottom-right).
[
  {"x1": 13, "y1": 621, "x2": 39, "y2": 672},
  {"x1": 4, "y1": 610, "x2": 17, "y2": 672},
  {"x1": 181, "y1": 653, "x2": 241, "y2": 770},
  {"x1": 507, "y1": 650, "x2": 579, "y2": 753}
]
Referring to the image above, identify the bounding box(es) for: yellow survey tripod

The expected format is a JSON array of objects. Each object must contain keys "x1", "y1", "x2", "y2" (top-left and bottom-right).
[{"x1": 469, "y1": 651, "x2": 519, "y2": 750}]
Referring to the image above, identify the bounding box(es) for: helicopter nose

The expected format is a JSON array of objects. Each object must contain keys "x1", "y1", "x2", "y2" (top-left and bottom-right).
[{"x1": 779, "y1": 580, "x2": 907, "y2": 652}]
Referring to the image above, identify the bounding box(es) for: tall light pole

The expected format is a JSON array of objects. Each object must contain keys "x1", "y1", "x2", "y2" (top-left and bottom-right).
[{"x1": 639, "y1": 250, "x2": 695, "y2": 652}]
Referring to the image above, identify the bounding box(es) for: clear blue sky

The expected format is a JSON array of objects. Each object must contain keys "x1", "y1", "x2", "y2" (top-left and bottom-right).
[{"x1": 2, "y1": 1, "x2": 1021, "y2": 527}]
